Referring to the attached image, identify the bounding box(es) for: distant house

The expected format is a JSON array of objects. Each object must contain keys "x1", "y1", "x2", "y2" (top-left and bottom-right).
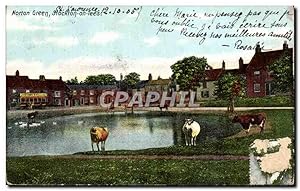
[
  {"x1": 246, "y1": 42, "x2": 293, "y2": 97},
  {"x1": 196, "y1": 68, "x2": 222, "y2": 101},
  {"x1": 67, "y1": 84, "x2": 117, "y2": 106},
  {"x1": 6, "y1": 70, "x2": 70, "y2": 109},
  {"x1": 144, "y1": 78, "x2": 171, "y2": 95},
  {"x1": 131, "y1": 80, "x2": 150, "y2": 103},
  {"x1": 196, "y1": 59, "x2": 248, "y2": 101}
]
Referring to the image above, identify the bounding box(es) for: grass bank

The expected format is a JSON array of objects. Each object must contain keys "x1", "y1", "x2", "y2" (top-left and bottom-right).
[
  {"x1": 201, "y1": 96, "x2": 293, "y2": 107},
  {"x1": 6, "y1": 109, "x2": 294, "y2": 185},
  {"x1": 7, "y1": 157, "x2": 248, "y2": 185}
]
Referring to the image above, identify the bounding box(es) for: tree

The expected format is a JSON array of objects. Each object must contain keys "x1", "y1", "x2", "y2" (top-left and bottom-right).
[
  {"x1": 66, "y1": 77, "x2": 79, "y2": 85},
  {"x1": 123, "y1": 72, "x2": 140, "y2": 88},
  {"x1": 170, "y1": 56, "x2": 207, "y2": 91},
  {"x1": 214, "y1": 73, "x2": 245, "y2": 112},
  {"x1": 84, "y1": 74, "x2": 116, "y2": 85},
  {"x1": 268, "y1": 52, "x2": 293, "y2": 94}
]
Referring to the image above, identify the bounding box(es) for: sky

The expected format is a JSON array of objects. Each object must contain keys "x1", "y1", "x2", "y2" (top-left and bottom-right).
[{"x1": 6, "y1": 5, "x2": 294, "y2": 81}]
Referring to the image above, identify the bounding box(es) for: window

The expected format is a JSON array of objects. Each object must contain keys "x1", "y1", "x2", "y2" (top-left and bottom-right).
[
  {"x1": 80, "y1": 90, "x2": 85, "y2": 95},
  {"x1": 203, "y1": 81, "x2": 207, "y2": 88},
  {"x1": 254, "y1": 83, "x2": 260, "y2": 92},
  {"x1": 90, "y1": 97, "x2": 95, "y2": 104},
  {"x1": 90, "y1": 90, "x2": 94, "y2": 95},
  {"x1": 254, "y1": 70, "x2": 260, "y2": 80},
  {"x1": 12, "y1": 89, "x2": 16, "y2": 94},
  {"x1": 26, "y1": 90, "x2": 30, "y2": 93},
  {"x1": 73, "y1": 90, "x2": 77, "y2": 95},
  {"x1": 54, "y1": 91, "x2": 61, "y2": 97},
  {"x1": 55, "y1": 99, "x2": 61, "y2": 105},
  {"x1": 201, "y1": 90, "x2": 209, "y2": 98},
  {"x1": 254, "y1": 71, "x2": 260, "y2": 75}
]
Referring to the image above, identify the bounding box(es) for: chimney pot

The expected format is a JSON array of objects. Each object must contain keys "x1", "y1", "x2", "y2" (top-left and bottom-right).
[
  {"x1": 283, "y1": 41, "x2": 288, "y2": 50},
  {"x1": 39, "y1": 75, "x2": 45, "y2": 81},
  {"x1": 148, "y1": 73, "x2": 152, "y2": 81},
  {"x1": 239, "y1": 57, "x2": 244, "y2": 70},
  {"x1": 255, "y1": 42, "x2": 261, "y2": 53}
]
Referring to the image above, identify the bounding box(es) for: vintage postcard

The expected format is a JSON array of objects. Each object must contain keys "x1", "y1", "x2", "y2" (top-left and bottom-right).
[{"x1": 6, "y1": 5, "x2": 295, "y2": 186}]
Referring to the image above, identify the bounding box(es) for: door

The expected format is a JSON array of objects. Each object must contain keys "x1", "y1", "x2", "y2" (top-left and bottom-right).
[{"x1": 265, "y1": 82, "x2": 273, "y2": 96}]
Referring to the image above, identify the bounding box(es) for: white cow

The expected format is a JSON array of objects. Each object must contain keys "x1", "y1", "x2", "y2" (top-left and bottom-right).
[{"x1": 182, "y1": 118, "x2": 201, "y2": 146}]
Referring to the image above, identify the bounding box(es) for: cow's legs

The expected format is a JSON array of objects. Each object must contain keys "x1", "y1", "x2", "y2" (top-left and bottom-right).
[
  {"x1": 193, "y1": 137, "x2": 197, "y2": 146},
  {"x1": 96, "y1": 143, "x2": 100, "y2": 152},
  {"x1": 259, "y1": 119, "x2": 265, "y2": 133},
  {"x1": 91, "y1": 142, "x2": 94, "y2": 152},
  {"x1": 101, "y1": 141, "x2": 106, "y2": 151},
  {"x1": 247, "y1": 124, "x2": 252, "y2": 133},
  {"x1": 185, "y1": 134, "x2": 188, "y2": 146}
]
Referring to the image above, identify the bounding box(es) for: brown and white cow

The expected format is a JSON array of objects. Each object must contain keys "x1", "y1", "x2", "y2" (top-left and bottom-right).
[
  {"x1": 90, "y1": 127, "x2": 109, "y2": 152},
  {"x1": 232, "y1": 113, "x2": 266, "y2": 133}
]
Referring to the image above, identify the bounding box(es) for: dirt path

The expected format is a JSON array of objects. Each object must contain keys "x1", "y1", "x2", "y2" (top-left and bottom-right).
[{"x1": 30, "y1": 154, "x2": 249, "y2": 161}]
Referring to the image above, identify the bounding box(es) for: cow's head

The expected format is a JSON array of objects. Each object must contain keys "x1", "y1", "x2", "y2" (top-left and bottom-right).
[
  {"x1": 185, "y1": 118, "x2": 194, "y2": 125},
  {"x1": 91, "y1": 127, "x2": 97, "y2": 133},
  {"x1": 232, "y1": 115, "x2": 239, "y2": 123}
]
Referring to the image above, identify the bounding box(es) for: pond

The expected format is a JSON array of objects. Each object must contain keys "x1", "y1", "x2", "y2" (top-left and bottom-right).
[{"x1": 6, "y1": 112, "x2": 241, "y2": 156}]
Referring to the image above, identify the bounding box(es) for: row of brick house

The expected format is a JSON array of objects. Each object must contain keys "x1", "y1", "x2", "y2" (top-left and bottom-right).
[
  {"x1": 6, "y1": 71, "x2": 69, "y2": 109},
  {"x1": 67, "y1": 84, "x2": 117, "y2": 106},
  {"x1": 6, "y1": 71, "x2": 117, "y2": 110},
  {"x1": 196, "y1": 41, "x2": 293, "y2": 101},
  {"x1": 6, "y1": 42, "x2": 293, "y2": 109}
]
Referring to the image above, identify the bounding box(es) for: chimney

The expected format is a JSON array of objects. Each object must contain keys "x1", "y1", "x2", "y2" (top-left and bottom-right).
[
  {"x1": 148, "y1": 73, "x2": 152, "y2": 81},
  {"x1": 59, "y1": 76, "x2": 62, "y2": 81},
  {"x1": 39, "y1": 75, "x2": 45, "y2": 81},
  {"x1": 255, "y1": 42, "x2": 261, "y2": 53},
  {"x1": 16, "y1": 70, "x2": 19, "y2": 76},
  {"x1": 283, "y1": 41, "x2": 288, "y2": 50},
  {"x1": 222, "y1": 60, "x2": 225, "y2": 70},
  {"x1": 120, "y1": 73, "x2": 123, "y2": 81},
  {"x1": 239, "y1": 57, "x2": 244, "y2": 70}
]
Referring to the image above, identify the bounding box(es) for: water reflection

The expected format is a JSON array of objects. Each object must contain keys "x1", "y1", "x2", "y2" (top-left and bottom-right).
[{"x1": 6, "y1": 112, "x2": 241, "y2": 156}]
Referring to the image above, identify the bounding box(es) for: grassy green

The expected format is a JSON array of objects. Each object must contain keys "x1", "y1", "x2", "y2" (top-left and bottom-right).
[
  {"x1": 7, "y1": 158, "x2": 249, "y2": 185},
  {"x1": 6, "y1": 109, "x2": 294, "y2": 185},
  {"x1": 201, "y1": 96, "x2": 293, "y2": 107}
]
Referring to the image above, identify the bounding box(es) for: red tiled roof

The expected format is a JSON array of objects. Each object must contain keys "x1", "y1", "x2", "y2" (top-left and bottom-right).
[
  {"x1": 225, "y1": 64, "x2": 249, "y2": 75},
  {"x1": 7, "y1": 75, "x2": 68, "y2": 90},
  {"x1": 205, "y1": 69, "x2": 223, "y2": 81},
  {"x1": 247, "y1": 48, "x2": 293, "y2": 70}
]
